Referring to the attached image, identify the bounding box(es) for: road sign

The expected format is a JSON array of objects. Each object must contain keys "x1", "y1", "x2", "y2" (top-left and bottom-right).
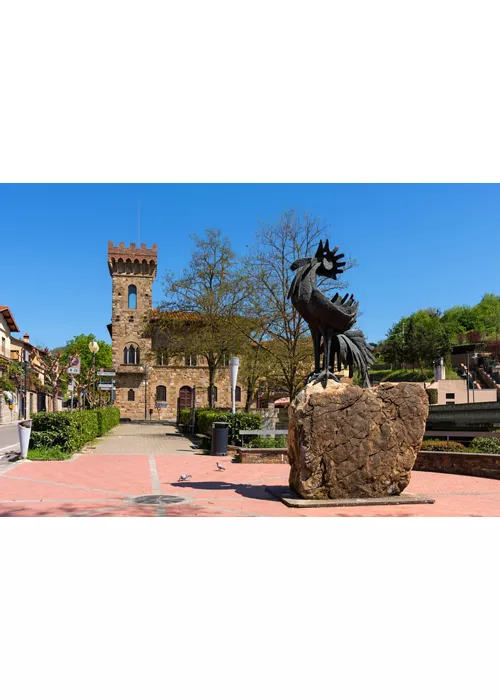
[
  {"x1": 98, "y1": 383, "x2": 113, "y2": 390},
  {"x1": 67, "y1": 356, "x2": 81, "y2": 375},
  {"x1": 97, "y1": 371, "x2": 116, "y2": 377},
  {"x1": 155, "y1": 402, "x2": 168, "y2": 407}
]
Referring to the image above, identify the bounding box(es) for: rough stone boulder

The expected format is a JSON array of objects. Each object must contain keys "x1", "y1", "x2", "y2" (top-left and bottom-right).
[{"x1": 288, "y1": 381, "x2": 429, "y2": 499}]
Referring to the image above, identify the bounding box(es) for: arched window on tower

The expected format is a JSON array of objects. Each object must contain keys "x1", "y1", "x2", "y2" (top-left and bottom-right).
[
  {"x1": 128, "y1": 389, "x2": 135, "y2": 401},
  {"x1": 156, "y1": 385, "x2": 167, "y2": 402},
  {"x1": 235, "y1": 385, "x2": 242, "y2": 403},
  {"x1": 128, "y1": 284, "x2": 137, "y2": 309},
  {"x1": 123, "y1": 344, "x2": 140, "y2": 365}
]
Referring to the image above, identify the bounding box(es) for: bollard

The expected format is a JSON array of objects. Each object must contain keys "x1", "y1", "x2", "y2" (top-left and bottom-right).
[{"x1": 18, "y1": 419, "x2": 33, "y2": 459}]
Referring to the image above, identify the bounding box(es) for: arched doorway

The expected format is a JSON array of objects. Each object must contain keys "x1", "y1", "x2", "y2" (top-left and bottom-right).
[{"x1": 178, "y1": 385, "x2": 193, "y2": 410}]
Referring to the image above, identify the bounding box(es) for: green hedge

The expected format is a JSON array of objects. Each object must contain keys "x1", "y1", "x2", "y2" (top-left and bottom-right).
[
  {"x1": 248, "y1": 435, "x2": 287, "y2": 448},
  {"x1": 179, "y1": 408, "x2": 191, "y2": 426},
  {"x1": 420, "y1": 440, "x2": 467, "y2": 452},
  {"x1": 29, "y1": 407, "x2": 120, "y2": 453},
  {"x1": 185, "y1": 408, "x2": 262, "y2": 447},
  {"x1": 425, "y1": 388, "x2": 438, "y2": 405},
  {"x1": 469, "y1": 437, "x2": 500, "y2": 454},
  {"x1": 95, "y1": 407, "x2": 120, "y2": 436}
]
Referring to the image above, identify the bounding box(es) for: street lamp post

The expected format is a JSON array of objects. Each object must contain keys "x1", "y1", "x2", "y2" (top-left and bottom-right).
[
  {"x1": 229, "y1": 357, "x2": 240, "y2": 415},
  {"x1": 472, "y1": 351, "x2": 478, "y2": 404},
  {"x1": 88, "y1": 341, "x2": 99, "y2": 408},
  {"x1": 23, "y1": 348, "x2": 30, "y2": 419}
]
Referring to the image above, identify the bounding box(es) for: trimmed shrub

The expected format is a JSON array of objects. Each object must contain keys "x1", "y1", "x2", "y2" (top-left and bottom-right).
[
  {"x1": 227, "y1": 412, "x2": 262, "y2": 447},
  {"x1": 426, "y1": 388, "x2": 438, "y2": 405},
  {"x1": 420, "y1": 440, "x2": 467, "y2": 452},
  {"x1": 248, "y1": 435, "x2": 287, "y2": 448},
  {"x1": 95, "y1": 407, "x2": 120, "y2": 436},
  {"x1": 30, "y1": 408, "x2": 120, "y2": 453},
  {"x1": 194, "y1": 408, "x2": 262, "y2": 446},
  {"x1": 196, "y1": 409, "x2": 227, "y2": 437},
  {"x1": 469, "y1": 437, "x2": 500, "y2": 454},
  {"x1": 178, "y1": 408, "x2": 191, "y2": 426}
]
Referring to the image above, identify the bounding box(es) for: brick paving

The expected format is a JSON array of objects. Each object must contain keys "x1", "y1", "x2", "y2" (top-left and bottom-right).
[{"x1": 1, "y1": 421, "x2": 500, "y2": 516}]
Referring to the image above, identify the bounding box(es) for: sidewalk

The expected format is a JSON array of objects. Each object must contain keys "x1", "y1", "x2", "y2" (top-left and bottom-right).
[
  {"x1": 88, "y1": 421, "x2": 203, "y2": 455},
  {"x1": 1, "y1": 447, "x2": 500, "y2": 516}
]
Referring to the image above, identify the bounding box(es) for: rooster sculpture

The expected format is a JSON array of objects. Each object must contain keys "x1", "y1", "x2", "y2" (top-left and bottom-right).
[{"x1": 288, "y1": 239, "x2": 375, "y2": 386}]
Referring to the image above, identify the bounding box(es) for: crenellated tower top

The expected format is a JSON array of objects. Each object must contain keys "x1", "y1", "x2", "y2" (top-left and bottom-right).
[{"x1": 108, "y1": 241, "x2": 157, "y2": 278}]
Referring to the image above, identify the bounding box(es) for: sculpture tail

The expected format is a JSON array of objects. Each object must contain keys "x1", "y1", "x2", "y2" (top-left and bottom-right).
[{"x1": 336, "y1": 329, "x2": 375, "y2": 386}]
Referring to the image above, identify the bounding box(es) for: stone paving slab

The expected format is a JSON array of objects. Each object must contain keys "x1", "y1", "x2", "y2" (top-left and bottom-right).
[
  {"x1": 89, "y1": 422, "x2": 202, "y2": 455},
  {"x1": 2, "y1": 422, "x2": 500, "y2": 515}
]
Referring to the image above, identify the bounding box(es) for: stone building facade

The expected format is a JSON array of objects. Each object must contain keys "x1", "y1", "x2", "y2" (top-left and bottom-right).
[
  {"x1": 107, "y1": 241, "x2": 245, "y2": 420},
  {"x1": 1, "y1": 306, "x2": 62, "y2": 425}
]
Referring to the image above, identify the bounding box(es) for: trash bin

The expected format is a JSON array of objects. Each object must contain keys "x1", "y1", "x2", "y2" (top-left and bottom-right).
[
  {"x1": 18, "y1": 419, "x2": 33, "y2": 459},
  {"x1": 211, "y1": 421, "x2": 229, "y2": 456}
]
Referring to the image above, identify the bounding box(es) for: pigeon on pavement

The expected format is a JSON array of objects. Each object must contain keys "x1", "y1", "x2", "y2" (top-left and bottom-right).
[
  {"x1": 178, "y1": 474, "x2": 192, "y2": 481},
  {"x1": 216, "y1": 462, "x2": 225, "y2": 471}
]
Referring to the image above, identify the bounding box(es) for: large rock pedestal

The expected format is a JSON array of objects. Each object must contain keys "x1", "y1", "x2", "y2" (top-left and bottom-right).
[{"x1": 288, "y1": 381, "x2": 429, "y2": 500}]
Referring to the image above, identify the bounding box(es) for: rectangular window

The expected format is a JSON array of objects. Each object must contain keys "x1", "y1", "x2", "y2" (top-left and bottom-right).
[
  {"x1": 1, "y1": 336, "x2": 5, "y2": 355},
  {"x1": 185, "y1": 354, "x2": 197, "y2": 367},
  {"x1": 445, "y1": 393, "x2": 455, "y2": 399}
]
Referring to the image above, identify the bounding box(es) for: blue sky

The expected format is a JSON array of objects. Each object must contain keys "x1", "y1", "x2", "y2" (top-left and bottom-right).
[{"x1": 1, "y1": 184, "x2": 499, "y2": 349}]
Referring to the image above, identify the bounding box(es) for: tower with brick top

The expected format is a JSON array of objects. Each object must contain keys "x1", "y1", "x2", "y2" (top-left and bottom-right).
[{"x1": 107, "y1": 241, "x2": 157, "y2": 418}]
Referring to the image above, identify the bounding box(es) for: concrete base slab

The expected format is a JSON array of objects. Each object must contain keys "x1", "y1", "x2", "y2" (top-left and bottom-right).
[{"x1": 265, "y1": 486, "x2": 435, "y2": 508}]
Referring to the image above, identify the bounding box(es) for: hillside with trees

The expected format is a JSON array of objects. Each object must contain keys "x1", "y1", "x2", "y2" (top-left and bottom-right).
[{"x1": 376, "y1": 293, "x2": 500, "y2": 372}]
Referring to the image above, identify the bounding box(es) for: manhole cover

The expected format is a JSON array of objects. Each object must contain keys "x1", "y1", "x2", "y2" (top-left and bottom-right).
[{"x1": 132, "y1": 494, "x2": 186, "y2": 505}]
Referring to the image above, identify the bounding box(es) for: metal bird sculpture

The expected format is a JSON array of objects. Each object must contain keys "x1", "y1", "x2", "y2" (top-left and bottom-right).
[
  {"x1": 288, "y1": 239, "x2": 375, "y2": 386},
  {"x1": 178, "y1": 474, "x2": 192, "y2": 481}
]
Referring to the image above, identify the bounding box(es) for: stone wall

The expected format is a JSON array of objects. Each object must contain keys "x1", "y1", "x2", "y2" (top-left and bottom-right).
[
  {"x1": 237, "y1": 447, "x2": 288, "y2": 464},
  {"x1": 237, "y1": 446, "x2": 500, "y2": 482},
  {"x1": 414, "y1": 450, "x2": 500, "y2": 480},
  {"x1": 0, "y1": 394, "x2": 19, "y2": 424}
]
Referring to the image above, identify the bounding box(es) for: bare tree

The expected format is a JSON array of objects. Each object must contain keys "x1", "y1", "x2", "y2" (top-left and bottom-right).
[
  {"x1": 233, "y1": 210, "x2": 356, "y2": 399},
  {"x1": 152, "y1": 229, "x2": 251, "y2": 407}
]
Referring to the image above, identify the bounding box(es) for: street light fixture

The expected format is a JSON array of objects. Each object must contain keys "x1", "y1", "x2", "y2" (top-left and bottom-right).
[
  {"x1": 229, "y1": 357, "x2": 240, "y2": 414},
  {"x1": 88, "y1": 341, "x2": 99, "y2": 408}
]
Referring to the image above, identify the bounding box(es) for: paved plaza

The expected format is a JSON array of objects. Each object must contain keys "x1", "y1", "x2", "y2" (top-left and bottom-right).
[{"x1": 1, "y1": 421, "x2": 500, "y2": 516}]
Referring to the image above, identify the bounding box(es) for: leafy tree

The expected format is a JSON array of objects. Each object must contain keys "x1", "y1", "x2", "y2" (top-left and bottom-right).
[
  {"x1": 381, "y1": 310, "x2": 451, "y2": 371},
  {"x1": 441, "y1": 305, "x2": 477, "y2": 339},
  {"x1": 152, "y1": 229, "x2": 251, "y2": 407},
  {"x1": 475, "y1": 293, "x2": 500, "y2": 340},
  {"x1": 60, "y1": 334, "x2": 113, "y2": 409}
]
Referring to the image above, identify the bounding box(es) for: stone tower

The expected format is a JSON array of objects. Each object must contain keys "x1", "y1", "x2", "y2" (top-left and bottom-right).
[{"x1": 108, "y1": 241, "x2": 157, "y2": 418}]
